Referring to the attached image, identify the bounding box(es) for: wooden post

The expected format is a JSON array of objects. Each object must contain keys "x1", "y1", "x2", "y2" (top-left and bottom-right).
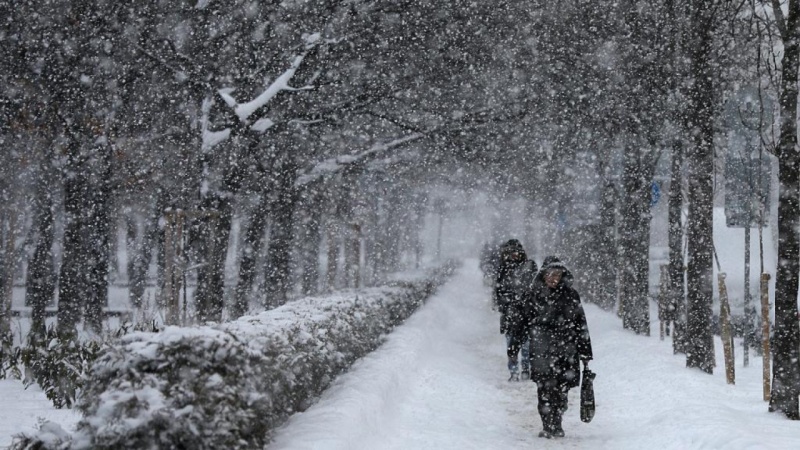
[
  {"x1": 658, "y1": 265, "x2": 669, "y2": 341},
  {"x1": 717, "y1": 273, "x2": 735, "y2": 384},
  {"x1": 760, "y1": 272, "x2": 771, "y2": 401}
]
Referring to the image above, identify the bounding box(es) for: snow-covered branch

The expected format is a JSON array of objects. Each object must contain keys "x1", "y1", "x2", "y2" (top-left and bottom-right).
[
  {"x1": 200, "y1": 97, "x2": 230, "y2": 152},
  {"x1": 296, "y1": 133, "x2": 424, "y2": 187},
  {"x1": 219, "y1": 33, "x2": 323, "y2": 124}
]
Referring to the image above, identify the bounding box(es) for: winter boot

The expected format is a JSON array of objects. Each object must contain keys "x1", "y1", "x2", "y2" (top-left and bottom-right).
[
  {"x1": 552, "y1": 424, "x2": 565, "y2": 438},
  {"x1": 538, "y1": 430, "x2": 552, "y2": 439},
  {"x1": 520, "y1": 369, "x2": 530, "y2": 380},
  {"x1": 508, "y1": 372, "x2": 520, "y2": 382}
]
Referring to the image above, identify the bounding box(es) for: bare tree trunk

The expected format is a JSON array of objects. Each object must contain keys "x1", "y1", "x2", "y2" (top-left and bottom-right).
[
  {"x1": 592, "y1": 181, "x2": 617, "y2": 311},
  {"x1": 231, "y1": 194, "x2": 270, "y2": 318},
  {"x1": 194, "y1": 196, "x2": 233, "y2": 323},
  {"x1": 382, "y1": 189, "x2": 403, "y2": 274},
  {"x1": 128, "y1": 195, "x2": 163, "y2": 309},
  {"x1": 265, "y1": 152, "x2": 297, "y2": 307},
  {"x1": 345, "y1": 223, "x2": 361, "y2": 288},
  {"x1": 411, "y1": 193, "x2": 427, "y2": 269},
  {"x1": 769, "y1": 0, "x2": 800, "y2": 419},
  {"x1": 57, "y1": 141, "x2": 89, "y2": 337},
  {"x1": 0, "y1": 213, "x2": 15, "y2": 351},
  {"x1": 299, "y1": 193, "x2": 322, "y2": 295},
  {"x1": 685, "y1": 10, "x2": 715, "y2": 373},
  {"x1": 84, "y1": 146, "x2": 112, "y2": 333},
  {"x1": 619, "y1": 144, "x2": 651, "y2": 335},
  {"x1": 668, "y1": 140, "x2": 687, "y2": 354},
  {"x1": 325, "y1": 220, "x2": 339, "y2": 291},
  {"x1": 25, "y1": 177, "x2": 56, "y2": 340}
]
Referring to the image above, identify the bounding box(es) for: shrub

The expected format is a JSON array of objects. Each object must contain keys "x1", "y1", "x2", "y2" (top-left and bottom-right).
[{"x1": 11, "y1": 262, "x2": 457, "y2": 449}]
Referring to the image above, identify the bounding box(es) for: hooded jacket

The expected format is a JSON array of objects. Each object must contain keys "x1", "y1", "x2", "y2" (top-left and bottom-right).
[
  {"x1": 527, "y1": 260, "x2": 592, "y2": 388},
  {"x1": 495, "y1": 240, "x2": 537, "y2": 335}
]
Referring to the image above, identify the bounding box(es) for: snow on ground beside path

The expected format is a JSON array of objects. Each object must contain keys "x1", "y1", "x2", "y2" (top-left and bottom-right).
[
  {"x1": 0, "y1": 380, "x2": 81, "y2": 447},
  {"x1": 268, "y1": 260, "x2": 799, "y2": 450}
]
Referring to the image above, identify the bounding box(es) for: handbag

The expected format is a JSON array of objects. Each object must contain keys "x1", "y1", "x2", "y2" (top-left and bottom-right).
[{"x1": 580, "y1": 368, "x2": 596, "y2": 423}]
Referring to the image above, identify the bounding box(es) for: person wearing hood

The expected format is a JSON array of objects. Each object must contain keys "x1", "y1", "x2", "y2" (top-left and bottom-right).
[
  {"x1": 527, "y1": 259, "x2": 592, "y2": 438},
  {"x1": 532, "y1": 255, "x2": 574, "y2": 293},
  {"x1": 494, "y1": 239, "x2": 537, "y2": 381}
]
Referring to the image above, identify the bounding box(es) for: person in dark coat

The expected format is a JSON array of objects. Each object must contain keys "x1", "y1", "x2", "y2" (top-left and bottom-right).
[
  {"x1": 479, "y1": 241, "x2": 501, "y2": 287},
  {"x1": 494, "y1": 239, "x2": 538, "y2": 381},
  {"x1": 531, "y1": 256, "x2": 574, "y2": 297},
  {"x1": 527, "y1": 259, "x2": 592, "y2": 438}
]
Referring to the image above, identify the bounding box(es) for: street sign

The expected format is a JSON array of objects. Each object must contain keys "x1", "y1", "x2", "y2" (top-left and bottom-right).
[{"x1": 650, "y1": 181, "x2": 661, "y2": 207}]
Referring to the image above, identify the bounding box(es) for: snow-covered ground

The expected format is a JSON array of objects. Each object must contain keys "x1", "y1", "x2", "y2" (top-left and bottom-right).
[
  {"x1": 269, "y1": 260, "x2": 797, "y2": 450},
  {"x1": 0, "y1": 380, "x2": 81, "y2": 447},
  {"x1": 2, "y1": 259, "x2": 797, "y2": 449}
]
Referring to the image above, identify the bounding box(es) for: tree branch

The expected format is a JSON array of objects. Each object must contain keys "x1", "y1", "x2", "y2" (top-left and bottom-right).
[{"x1": 770, "y1": 0, "x2": 789, "y2": 39}]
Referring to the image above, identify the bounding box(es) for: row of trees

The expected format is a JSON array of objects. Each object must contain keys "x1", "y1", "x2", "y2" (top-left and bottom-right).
[
  {"x1": 0, "y1": 0, "x2": 798, "y2": 418},
  {"x1": 520, "y1": 0, "x2": 799, "y2": 418}
]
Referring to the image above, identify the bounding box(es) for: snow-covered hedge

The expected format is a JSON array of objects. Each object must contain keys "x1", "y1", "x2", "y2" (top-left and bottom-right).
[{"x1": 11, "y1": 262, "x2": 457, "y2": 450}]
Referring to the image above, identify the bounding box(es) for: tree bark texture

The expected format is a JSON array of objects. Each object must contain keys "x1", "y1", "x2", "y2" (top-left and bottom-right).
[
  {"x1": 57, "y1": 142, "x2": 89, "y2": 337},
  {"x1": 194, "y1": 195, "x2": 233, "y2": 323},
  {"x1": 264, "y1": 152, "x2": 297, "y2": 308},
  {"x1": 24, "y1": 177, "x2": 56, "y2": 340},
  {"x1": 596, "y1": 181, "x2": 618, "y2": 311},
  {"x1": 667, "y1": 140, "x2": 687, "y2": 354},
  {"x1": 299, "y1": 193, "x2": 322, "y2": 295},
  {"x1": 685, "y1": 10, "x2": 715, "y2": 373},
  {"x1": 619, "y1": 145, "x2": 652, "y2": 335},
  {"x1": 0, "y1": 214, "x2": 15, "y2": 351},
  {"x1": 769, "y1": 0, "x2": 800, "y2": 419},
  {"x1": 128, "y1": 194, "x2": 164, "y2": 309},
  {"x1": 84, "y1": 145, "x2": 112, "y2": 332},
  {"x1": 232, "y1": 194, "x2": 270, "y2": 319}
]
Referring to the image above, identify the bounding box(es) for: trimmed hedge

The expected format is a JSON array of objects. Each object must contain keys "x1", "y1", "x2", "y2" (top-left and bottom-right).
[{"x1": 11, "y1": 263, "x2": 456, "y2": 449}]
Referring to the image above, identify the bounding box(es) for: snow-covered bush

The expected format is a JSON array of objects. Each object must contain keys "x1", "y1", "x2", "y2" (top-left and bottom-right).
[
  {"x1": 11, "y1": 262, "x2": 456, "y2": 449},
  {"x1": 20, "y1": 329, "x2": 103, "y2": 409},
  {"x1": 0, "y1": 343, "x2": 21, "y2": 380}
]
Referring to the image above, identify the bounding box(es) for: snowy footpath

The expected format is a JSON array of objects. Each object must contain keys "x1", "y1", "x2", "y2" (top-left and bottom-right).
[{"x1": 268, "y1": 260, "x2": 798, "y2": 450}]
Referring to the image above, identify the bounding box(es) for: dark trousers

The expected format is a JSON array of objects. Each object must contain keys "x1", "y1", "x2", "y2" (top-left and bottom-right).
[
  {"x1": 506, "y1": 333, "x2": 530, "y2": 373},
  {"x1": 536, "y1": 380, "x2": 569, "y2": 432}
]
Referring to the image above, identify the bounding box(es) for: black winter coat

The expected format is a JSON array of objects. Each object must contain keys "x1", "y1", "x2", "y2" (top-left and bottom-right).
[
  {"x1": 527, "y1": 277, "x2": 593, "y2": 388},
  {"x1": 496, "y1": 259, "x2": 537, "y2": 337}
]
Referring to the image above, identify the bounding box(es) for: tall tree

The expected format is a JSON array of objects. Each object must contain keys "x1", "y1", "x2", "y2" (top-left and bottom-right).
[
  {"x1": 667, "y1": 140, "x2": 686, "y2": 354},
  {"x1": 24, "y1": 169, "x2": 58, "y2": 340},
  {"x1": 684, "y1": 2, "x2": 718, "y2": 374},
  {"x1": 766, "y1": 0, "x2": 800, "y2": 420}
]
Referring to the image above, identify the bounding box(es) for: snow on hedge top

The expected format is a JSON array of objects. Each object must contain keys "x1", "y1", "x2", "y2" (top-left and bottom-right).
[{"x1": 224, "y1": 285, "x2": 406, "y2": 337}]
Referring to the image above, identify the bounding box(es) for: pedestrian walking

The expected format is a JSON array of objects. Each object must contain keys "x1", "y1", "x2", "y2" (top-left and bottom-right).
[
  {"x1": 494, "y1": 239, "x2": 537, "y2": 381},
  {"x1": 527, "y1": 258, "x2": 593, "y2": 438}
]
